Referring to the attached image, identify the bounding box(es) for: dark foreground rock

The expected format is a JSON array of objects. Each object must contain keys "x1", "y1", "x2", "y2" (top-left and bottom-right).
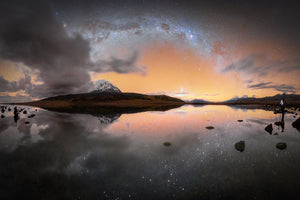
[
  {"x1": 276, "y1": 142, "x2": 287, "y2": 150},
  {"x1": 28, "y1": 114, "x2": 36, "y2": 118},
  {"x1": 206, "y1": 126, "x2": 214, "y2": 130},
  {"x1": 1, "y1": 115, "x2": 4, "y2": 118},
  {"x1": 274, "y1": 121, "x2": 283, "y2": 126},
  {"x1": 265, "y1": 124, "x2": 273, "y2": 134},
  {"x1": 235, "y1": 141, "x2": 245, "y2": 152},
  {"x1": 292, "y1": 118, "x2": 300, "y2": 132},
  {"x1": 25, "y1": 121, "x2": 30, "y2": 124},
  {"x1": 163, "y1": 142, "x2": 171, "y2": 147},
  {"x1": 237, "y1": 120, "x2": 243, "y2": 122}
]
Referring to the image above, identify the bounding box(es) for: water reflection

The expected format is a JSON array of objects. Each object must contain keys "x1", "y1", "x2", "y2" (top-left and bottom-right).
[{"x1": 0, "y1": 105, "x2": 300, "y2": 199}]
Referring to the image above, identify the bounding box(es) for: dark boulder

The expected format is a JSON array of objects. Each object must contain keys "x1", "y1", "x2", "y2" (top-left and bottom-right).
[
  {"x1": 265, "y1": 124, "x2": 273, "y2": 134},
  {"x1": 206, "y1": 126, "x2": 214, "y2": 130},
  {"x1": 292, "y1": 118, "x2": 300, "y2": 132},
  {"x1": 163, "y1": 142, "x2": 171, "y2": 147},
  {"x1": 235, "y1": 141, "x2": 245, "y2": 152},
  {"x1": 28, "y1": 114, "x2": 36, "y2": 118},
  {"x1": 276, "y1": 142, "x2": 287, "y2": 150},
  {"x1": 274, "y1": 121, "x2": 283, "y2": 126},
  {"x1": 237, "y1": 120, "x2": 243, "y2": 122},
  {"x1": 25, "y1": 121, "x2": 30, "y2": 124},
  {"x1": 23, "y1": 110, "x2": 27, "y2": 114},
  {"x1": 1, "y1": 115, "x2": 4, "y2": 118}
]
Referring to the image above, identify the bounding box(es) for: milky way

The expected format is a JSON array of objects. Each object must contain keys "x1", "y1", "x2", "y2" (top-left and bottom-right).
[{"x1": 0, "y1": 0, "x2": 300, "y2": 102}]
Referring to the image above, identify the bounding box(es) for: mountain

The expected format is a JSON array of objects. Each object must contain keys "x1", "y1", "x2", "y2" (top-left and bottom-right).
[
  {"x1": 189, "y1": 99, "x2": 212, "y2": 104},
  {"x1": 224, "y1": 94, "x2": 300, "y2": 105},
  {"x1": 14, "y1": 86, "x2": 185, "y2": 114},
  {"x1": 90, "y1": 80, "x2": 121, "y2": 94}
]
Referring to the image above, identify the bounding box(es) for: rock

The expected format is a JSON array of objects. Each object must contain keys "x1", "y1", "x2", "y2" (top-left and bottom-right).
[
  {"x1": 292, "y1": 118, "x2": 300, "y2": 132},
  {"x1": 1, "y1": 115, "x2": 4, "y2": 118},
  {"x1": 235, "y1": 141, "x2": 245, "y2": 152},
  {"x1": 274, "y1": 121, "x2": 283, "y2": 126},
  {"x1": 274, "y1": 132, "x2": 279, "y2": 135},
  {"x1": 163, "y1": 142, "x2": 171, "y2": 147},
  {"x1": 23, "y1": 110, "x2": 27, "y2": 114},
  {"x1": 206, "y1": 126, "x2": 214, "y2": 130},
  {"x1": 28, "y1": 114, "x2": 36, "y2": 118},
  {"x1": 25, "y1": 121, "x2": 30, "y2": 124},
  {"x1": 237, "y1": 120, "x2": 243, "y2": 122},
  {"x1": 276, "y1": 142, "x2": 287, "y2": 150},
  {"x1": 265, "y1": 124, "x2": 273, "y2": 134},
  {"x1": 1, "y1": 109, "x2": 4, "y2": 113},
  {"x1": 8, "y1": 108, "x2": 11, "y2": 111}
]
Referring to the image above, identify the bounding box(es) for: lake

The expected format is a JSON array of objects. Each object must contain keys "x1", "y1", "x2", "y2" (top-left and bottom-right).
[{"x1": 0, "y1": 105, "x2": 300, "y2": 199}]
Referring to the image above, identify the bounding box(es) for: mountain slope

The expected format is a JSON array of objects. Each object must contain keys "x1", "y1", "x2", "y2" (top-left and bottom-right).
[
  {"x1": 90, "y1": 80, "x2": 121, "y2": 94},
  {"x1": 224, "y1": 94, "x2": 300, "y2": 105},
  {"x1": 17, "y1": 92, "x2": 185, "y2": 112}
]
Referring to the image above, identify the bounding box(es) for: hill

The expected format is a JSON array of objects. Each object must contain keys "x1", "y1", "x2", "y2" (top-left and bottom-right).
[{"x1": 14, "y1": 92, "x2": 185, "y2": 113}]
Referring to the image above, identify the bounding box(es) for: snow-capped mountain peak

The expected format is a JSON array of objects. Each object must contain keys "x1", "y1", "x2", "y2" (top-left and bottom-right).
[{"x1": 91, "y1": 80, "x2": 122, "y2": 94}]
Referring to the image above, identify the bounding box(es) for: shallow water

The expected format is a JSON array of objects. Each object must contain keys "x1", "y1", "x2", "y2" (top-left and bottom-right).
[{"x1": 0, "y1": 105, "x2": 299, "y2": 199}]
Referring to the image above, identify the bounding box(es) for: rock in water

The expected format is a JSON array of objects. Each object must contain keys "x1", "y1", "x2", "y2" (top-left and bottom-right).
[
  {"x1": 235, "y1": 141, "x2": 245, "y2": 152},
  {"x1": 274, "y1": 121, "x2": 283, "y2": 126},
  {"x1": 23, "y1": 110, "x2": 27, "y2": 114},
  {"x1": 265, "y1": 124, "x2": 273, "y2": 134},
  {"x1": 237, "y1": 120, "x2": 243, "y2": 122},
  {"x1": 1, "y1": 115, "x2": 4, "y2": 118},
  {"x1": 163, "y1": 142, "x2": 171, "y2": 147},
  {"x1": 28, "y1": 114, "x2": 36, "y2": 118},
  {"x1": 206, "y1": 126, "x2": 214, "y2": 130},
  {"x1": 276, "y1": 142, "x2": 287, "y2": 150},
  {"x1": 292, "y1": 118, "x2": 300, "y2": 132},
  {"x1": 25, "y1": 121, "x2": 30, "y2": 124}
]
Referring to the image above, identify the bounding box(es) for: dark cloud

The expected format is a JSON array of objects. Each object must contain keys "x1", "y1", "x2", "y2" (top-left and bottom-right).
[
  {"x1": 0, "y1": 0, "x2": 144, "y2": 99},
  {"x1": 0, "y1": 75, "x2": 31, "y2": 92},
  {"x1": 222, "y1": 54, "x2": 300, "y2": 77},
  {"x1": 247, "y1": 82, "x2": 296, "y2": 93},
  {"x1": 0, "y1": 0, "x2": 91, "y2": 98}
]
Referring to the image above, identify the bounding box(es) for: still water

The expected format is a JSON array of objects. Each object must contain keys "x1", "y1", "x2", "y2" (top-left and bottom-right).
[{"x1": 0, "y1": 105, "x2": 299, "y2": 199}]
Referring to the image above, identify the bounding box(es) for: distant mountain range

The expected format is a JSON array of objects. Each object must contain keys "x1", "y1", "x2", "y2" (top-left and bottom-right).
[
  {"x1": 188, "y1": 94, "x2": 300, "y2": 105},
  {"x1": 224, "y1": 94, "x2": 300, "y2": 105},
  {"x1": 7, "y1": 80, "x2": 300, "y2": 112}
]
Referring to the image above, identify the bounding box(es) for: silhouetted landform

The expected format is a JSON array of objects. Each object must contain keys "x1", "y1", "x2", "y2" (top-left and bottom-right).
[
  {"x1": 10, "y1": 92, "x2": 185, "y2": 115},
  {"x1": 189, "y1": 94, "x2": 300, "y2": 106},
  {"x1": 189, "y1": 99, "x2": 212, "y2": 104}
]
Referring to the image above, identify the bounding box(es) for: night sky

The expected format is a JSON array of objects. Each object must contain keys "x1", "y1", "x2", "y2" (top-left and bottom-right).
[{"x1": 0, "y1": 0, "x2": 300, "y2": 102}]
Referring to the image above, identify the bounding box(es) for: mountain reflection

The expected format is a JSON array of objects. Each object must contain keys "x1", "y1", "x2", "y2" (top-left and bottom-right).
[{"x1": 0, "y1": 105, "x2": 300, "y2": 199}]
